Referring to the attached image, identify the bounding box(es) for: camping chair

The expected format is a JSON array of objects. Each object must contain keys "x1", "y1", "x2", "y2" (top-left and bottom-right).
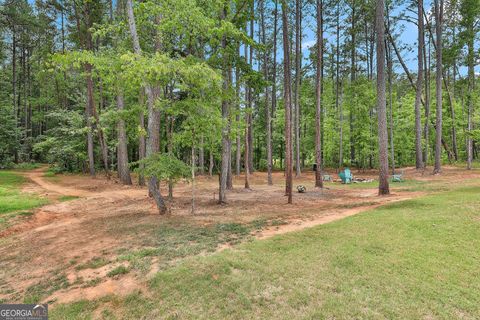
[
  {"x1": 391, "y1": 169, "x2": 405, "y2": 182},
  {"x1": 339, "y1": 168, "x2": 353, "y2": 184},
  {"x1": 322, "y1": 174, "x2": 332, "y2": 182}
]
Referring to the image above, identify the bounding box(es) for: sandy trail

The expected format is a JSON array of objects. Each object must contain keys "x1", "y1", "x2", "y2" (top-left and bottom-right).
[
  {"x1": 1, "y1": 166, "x2": 476, "y2": 304},
  {"x1": 23, "y1": 168, "x2": 92, "y2": 197},
  {"x1": 256, "y1": 193, "x2": 416, "y2": 239}
]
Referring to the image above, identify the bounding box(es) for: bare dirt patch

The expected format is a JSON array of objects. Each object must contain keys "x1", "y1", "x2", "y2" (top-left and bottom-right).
[{"x1": 0, "y1": 166, "x2": 478, "y2": 305}]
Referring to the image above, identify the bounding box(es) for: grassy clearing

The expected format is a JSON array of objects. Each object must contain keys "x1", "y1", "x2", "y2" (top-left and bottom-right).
[
  {"x1": 52, "y1": 184, "x2": 480, "y2": 319},
  {"x1": 0, "y1": 171, "x2": 47, "y2": 215}
]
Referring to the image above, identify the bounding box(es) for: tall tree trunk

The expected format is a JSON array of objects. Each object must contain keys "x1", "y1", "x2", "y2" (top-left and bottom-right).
[
  {"x1": 376, "y1": 0, "x2": 390, "y2": 195},
  {"x1": 388, "y1": 25, "x2": 452, "y2": 161},
  {"x1": 138, "y1": 89, "x2": 146, "y2": 186},
  {"x1": 272, "y1": 0, "x2": 278, "y2": 117},
  {"x1": 227, "y1": 141, "x2": 233, "y2": 189},
  {"x1": 336, "y1": 2, "x2": 343, "y2": 169},
  {"x1": 244, "y1": 109, "x2": 251, "y2": 189},
  {"x1": 191, "y1": 140, "x2": 196, "y2": 214},
  {"x1": 199, "y1": 135, "x2": 205, "y2": 175},
  {"x1": 415, "y1": 0, "x2": 424, "y2": 169},
  {"x1": 247, "y1": 4, "x2": 254, "y2": 173},
  {"x1": 387, "y1": 43, "x2": 395, "y2": 175},
  {"x1": 282, "y1": 0, "x2": 293, "y2": 204},
  {"x1": 244, "y1": 19, "x2": 251, "y2": 190},
  {"x1": 116, "y1": 93, "x2": 132, "y2": 185},
  {"x1": 433, "y1": 0, "x2": 444, "y2": 174},
  {"x1": 315, "y1": 0, "x2": 324, "y2": 188},
  {"x1": 350, "y1": 0, "x2": 356, "y2": 168},
  {"x1": 84, "y1": 63, "x2": 96, "y2": 177},
  {"x1": 90, "y1": 79, "x2": 110, "y2": 178},
  {"x1": 72, "y1": 4, "x2": 95, "y2": 175},
  {"x1": 294, "y1": 0, "x2": 302, "y2": 177},
  {"x1": 126, "y1": 0, "x2": 167, "y2": 214},
  {"x1": 167, "y1": 116, "x2": 174, "y2": 199},
  {"x1": 235, "y1": 45, "x2": 241, "y2": 177},
  {"x1": 218, "y1": 3, "x2": 230, "y2": 203},
  {"x1": 209, "y1": 150, "x2": 214, "y2": 177},
  {"x1": 61, "y1": 7, "x2": 68, "y2": 108},
  {"x1": 271, "y1": 0, "x2": 279, "y2": 176},
  {"x1": 446, "y1": 75, "x2": 458, "y2": 161},
  {"x1": 12, "y1": 29, "x2": 19, "y2": 164},
  {"x1": 227, "y1": 68, "x2": 233, "y2": 190},
  {"x1": 260, "y1": 0, "x2": 273, "y2": 186},
  {"x1": 466, "y1": 24, "x2": 475, "y2": 169},
  {"x1": 83, "y1": 4, "x2": 110, "y2": 177}
]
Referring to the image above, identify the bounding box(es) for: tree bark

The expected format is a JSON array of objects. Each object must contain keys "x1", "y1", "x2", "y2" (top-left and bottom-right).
[
  {"x1": 387, "y1": 43, "x2": 395, "y2": 175},
  {"x1": 199, "y1": 135, "x2": 205, "y2": 175},
  {"x1": 191, "y1": 142, "x2": 196, "y2": 214},
  {"x1": 84, "y1": 63, "x2": 96, "y2": 177},
  {"x1": 282, "y1": 0, "x2": 293, "y2": 204},
  {"x1": 82, "y1": 3, "x2": 110, "y2": 178},
  {"x1": 12, "y1": 29, "x2": 19, "y2": 164},
  {"x1": 424, "y1": 34, "x2": 431, "y2": 167},
  {"x1": 138, "y1": 88, "x2": 146, "y2": 186},
  {"x1": 72, "y1": 3, "x2": 95, "y2": 176},
  {"x1": 167, "y1": 116, "x2": 174, "y2": 199},
  {"x1": 209, "y1": 150, "x2": 214, "y2": 177},
  {"x1": 376, "y1": 0, "x2": 390, "y2": 195},
  {"x1": 126, "y1": 0, "x2": 167, "y2": 214},
  {"x1": 244, "y1": 110, "x2": 251, "y2": 189},
  {"x1": 272, "y1": 0, "x2": 278, "y2": 117},
  {"x1": 315, "y1": 0, "x2": 324, "y2": 188},
  {"x1": 349, "y1": 0, "x2": 357, "y2": 167},
  {"x1": 387, "y1": 27, "x2": 452, "y2": 160},
  {"x1": 227, "y1": 67, "x2": 233, "y2": 190},
  {"x1": 235, "y1": 44, "x2": 241, "y2": 177},
  {"x1": 415, "y1": 0, "x2": 424, "y2": 169},
  {"x1": 218, "y1": 3, "x2": 230, "y2": 203},
  {"x1": 116, "y1": 93, "x2": 132, "y2": 185},
  {"x1": 433, "y1": 0, "x2": 444, "y2": 174},
  {"x1": 260, "y1": 0, "x2": 273, "y2": 186},
  {"x1": 247, "y1": 4, "x2": 254, "y2": 173},
  {"x1": 294, "y1": 0, "x2": 302, "y2": 177},
  {"x1": 336, "y1": 2, "x2": 343, "y2": 168},
  {"x1": 466, "y1": 23, "x2": 475, "y2": 169}
]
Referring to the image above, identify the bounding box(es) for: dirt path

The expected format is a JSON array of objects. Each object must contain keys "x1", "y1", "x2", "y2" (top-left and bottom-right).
[
  {"x1": 256, "y1": 193, "x2": 417, "y2": 239},
  {"x1": 1, "y1": 166, "x2": 476, "y2": 305},
  {"x1": 22, "y1": 168, "x2": 93, "y2": 197}
]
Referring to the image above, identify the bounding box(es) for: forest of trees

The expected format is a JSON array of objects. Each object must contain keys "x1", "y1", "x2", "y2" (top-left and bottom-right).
[{"x1": 0, "y1": 0, "x2": 479, "y2": 210}]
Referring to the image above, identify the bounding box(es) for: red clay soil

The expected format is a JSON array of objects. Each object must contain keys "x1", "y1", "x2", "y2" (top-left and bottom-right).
[{"x1": 0, "y1": 166, "x2": 477, "y2": 304}]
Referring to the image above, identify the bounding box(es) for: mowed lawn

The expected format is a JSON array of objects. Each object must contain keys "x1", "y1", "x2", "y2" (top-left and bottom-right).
[
  {"x1": 0, "y1": 171, "x2": 47, "y2": 214},
  {"x1": 52, "y1": 184, "x2": 480, "y2": 319},
  {"x1": 0, "y1": 171, "x2": 47, "y2": 226}
]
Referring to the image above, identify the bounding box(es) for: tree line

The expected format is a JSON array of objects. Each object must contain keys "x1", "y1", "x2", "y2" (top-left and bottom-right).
[{"x1": 0, "y1": 0, "x2": 478, "y2": 210}]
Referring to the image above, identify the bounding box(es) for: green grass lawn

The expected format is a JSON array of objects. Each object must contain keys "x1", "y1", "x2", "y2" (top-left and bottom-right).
[
  {"x1": 51, "y1": 183, "x2": 480, "y2": 319},
  {"x1": 0, "y1": 171, "x2": 47, "y2": 219}
]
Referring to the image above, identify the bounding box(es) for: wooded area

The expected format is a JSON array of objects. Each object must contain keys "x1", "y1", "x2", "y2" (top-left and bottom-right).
[{"x1": 0, "y1": 0, "x2": 479, "y2": 211}]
